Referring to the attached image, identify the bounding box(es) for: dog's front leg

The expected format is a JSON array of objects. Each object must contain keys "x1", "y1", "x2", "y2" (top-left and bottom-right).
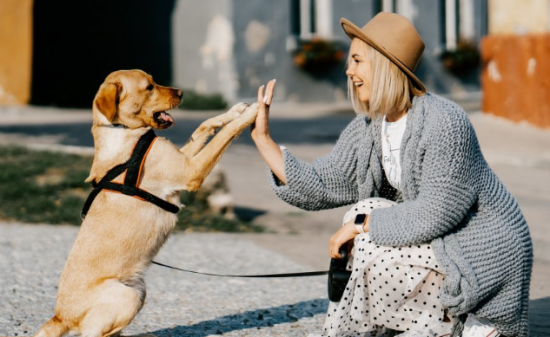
[
  {"x1": 185, "y1": 103, "x2": 259, "y2": 191},
  {"x1": 180, "y1": 103, "x2": 249, "y2": 158}
]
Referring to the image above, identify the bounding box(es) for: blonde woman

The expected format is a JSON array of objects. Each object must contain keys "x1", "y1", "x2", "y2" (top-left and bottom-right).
[{"x1": 251, "y1": 13, "x2": 531, "y2": 337}]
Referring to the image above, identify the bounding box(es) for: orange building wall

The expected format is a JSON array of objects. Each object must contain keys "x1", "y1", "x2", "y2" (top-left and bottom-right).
[
  {"x1": 481, "y1": 34, "x2": 550, "y2": 129},
  {"x1": 0, "y1": 0, "x2": 33, "y2": 105}
]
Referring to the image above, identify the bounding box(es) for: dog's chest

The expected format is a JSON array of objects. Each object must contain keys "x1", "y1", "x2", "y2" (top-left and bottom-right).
[{"x1": 98, "y1": 130, "x2": 130, "y2": 162}]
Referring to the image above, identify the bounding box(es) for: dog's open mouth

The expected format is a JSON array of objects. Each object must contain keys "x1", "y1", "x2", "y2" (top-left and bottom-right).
[{"x1": 153, "y1": 111, "x2": 174, "y2": 127}]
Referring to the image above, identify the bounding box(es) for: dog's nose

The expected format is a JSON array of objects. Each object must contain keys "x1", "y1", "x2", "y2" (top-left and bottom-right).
[{"x1": 176, "y1": 89, "x2": 183, "y2": 99}]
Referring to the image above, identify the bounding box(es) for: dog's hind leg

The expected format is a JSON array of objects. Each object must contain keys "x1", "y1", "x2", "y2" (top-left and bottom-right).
[
  {"x1": 79, "y1": 280, "x2": 143, "y2": 337},
  {"x1": 180, "y1": 102, "x2": 248, "y2": 158},
  {"x1": 34, "y1": 315, "x2": 69, "y2": 337}
]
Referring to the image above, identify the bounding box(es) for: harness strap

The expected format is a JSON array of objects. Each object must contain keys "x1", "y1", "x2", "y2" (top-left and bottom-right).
[
  {"x1": 124, "y1": 129, "x2": 156, "y2": 187},
  {"x1": 81, "y1": 129, "x2": 180, "y2": 219}
]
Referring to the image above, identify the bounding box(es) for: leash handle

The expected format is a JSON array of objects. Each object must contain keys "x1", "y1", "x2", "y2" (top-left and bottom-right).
[{"x1": 151, "y1": 261, "x2": 328, "y2": 278}]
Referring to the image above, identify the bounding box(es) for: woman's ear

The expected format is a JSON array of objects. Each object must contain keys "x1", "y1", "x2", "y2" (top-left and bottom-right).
[{"x1": 94, "y1": 82, "x2": 120, "y2": 122}]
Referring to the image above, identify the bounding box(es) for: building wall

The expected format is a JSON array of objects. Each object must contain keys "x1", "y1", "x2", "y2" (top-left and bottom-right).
[
  {"x1": 172, "y1": 0, "x2": 237, "y2": 101},
  {"x1": 172, "y1": 0, "x2": 488, "y2": 104},
  {"x1": 488, "y1": 0, "x2": 547, "y2": 34},
  {"x1": 31, "y1": 0, "x2": 175, "y2": 107},
  {"x1": 482, "y1": 0, "x2": 550, "y2": 128},
  {"x1": 231, "y1": 0, "x2": 379, "y2": 103},
  {"x1": 172, "y1": 0, "x2": 373, "y2": 104},
  {"x1": 0, "y1": 0, "x2": 33, "y2": 105}
]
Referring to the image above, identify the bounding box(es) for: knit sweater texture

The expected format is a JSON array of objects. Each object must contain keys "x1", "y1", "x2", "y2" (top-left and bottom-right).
[{"x1": 268, "y1": 93, "x2": 533, "y2": 337}]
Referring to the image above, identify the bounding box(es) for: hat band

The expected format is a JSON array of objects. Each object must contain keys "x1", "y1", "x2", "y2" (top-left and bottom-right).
[{"x1": 384, "y1": 49, "x2": 414, "y2": 73}]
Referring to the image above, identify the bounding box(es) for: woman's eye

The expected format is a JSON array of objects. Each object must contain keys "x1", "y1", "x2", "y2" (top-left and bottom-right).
[{"x1": 146, "y1": 84, "x2": 154, "y2": 91}]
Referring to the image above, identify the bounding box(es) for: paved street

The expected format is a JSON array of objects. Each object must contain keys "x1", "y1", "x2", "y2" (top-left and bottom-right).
[{"x1": 0, "y1": 98, "x2": 549, "y2": 336}]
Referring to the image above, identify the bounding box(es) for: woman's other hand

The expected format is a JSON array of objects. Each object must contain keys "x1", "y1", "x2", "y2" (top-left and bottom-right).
[
  {"x1": 250, "y1": 80, "x2": 287, "y2": 184},
  {"x1": 329, "y1": 216, "x2": 370, "y2": 259}
]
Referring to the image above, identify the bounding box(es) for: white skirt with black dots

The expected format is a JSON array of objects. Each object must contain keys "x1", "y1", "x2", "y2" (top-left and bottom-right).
[{"x1": 321, "y1": 198, "x2": 456, "y2": 337}]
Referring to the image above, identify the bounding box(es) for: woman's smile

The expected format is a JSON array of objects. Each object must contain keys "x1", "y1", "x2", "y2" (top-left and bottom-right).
[{"x1": 346, "y1": 39, "x2": 373, "y2": 103}]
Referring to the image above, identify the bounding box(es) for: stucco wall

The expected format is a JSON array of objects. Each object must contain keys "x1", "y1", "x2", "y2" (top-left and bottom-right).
[
  {"x1": 172, "y1": 0, "x2": 368, "y2": 103},
  {"x1": 231, "y1": 0, "x2": 375, "y2": 103},
  {"x1": 0, "y1": 0, "x2": 33, "y2": 105},
  {"x1": 172, "y1": 0, "x2": 487, "y2": 104},
  {"x1": 172, "y1": 0, "x2": 237, "y2": 101},
  {"x1": 488, "y1": 0, "x2": 548, "y2": 34}
]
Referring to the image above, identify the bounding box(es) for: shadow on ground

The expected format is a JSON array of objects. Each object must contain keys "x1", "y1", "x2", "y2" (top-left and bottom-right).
[
  {"x1": 529, "y1": 297, "x2": 550, "y2": 336},
  {"x1": 144, "y1": 298, "x2": 328, "y2": 337},
  {"x1": 127, "y1": 297, "x2": 550, "y2": 337}
]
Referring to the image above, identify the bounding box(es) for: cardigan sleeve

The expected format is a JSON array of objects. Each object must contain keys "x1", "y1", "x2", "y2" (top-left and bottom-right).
[
  {"x1": 267, "y1": 116, "x2": 366, "y2": 211},
  {"x1": 369, "y1": 107, "x2": 479, "y2": 246}
]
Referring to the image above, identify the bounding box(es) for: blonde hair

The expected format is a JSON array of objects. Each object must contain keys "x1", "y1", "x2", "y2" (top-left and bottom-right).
[{"x1": 347, "y1": 39, "x2": 424, "y2": 119}]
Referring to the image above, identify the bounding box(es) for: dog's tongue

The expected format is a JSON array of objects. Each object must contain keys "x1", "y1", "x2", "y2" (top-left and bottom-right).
[{"x1": 159, "y1": 112, "x2": 174, "y2": 124}]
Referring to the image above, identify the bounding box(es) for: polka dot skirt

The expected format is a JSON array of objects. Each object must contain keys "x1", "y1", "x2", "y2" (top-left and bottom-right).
[{"x1": 321, "y1": 198, "x2": 456, "y2": 337}]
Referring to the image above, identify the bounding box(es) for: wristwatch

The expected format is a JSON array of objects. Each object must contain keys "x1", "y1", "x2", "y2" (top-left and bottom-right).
[{"x1": 354, "y1": 213, "x2": 367, "y2": 233}]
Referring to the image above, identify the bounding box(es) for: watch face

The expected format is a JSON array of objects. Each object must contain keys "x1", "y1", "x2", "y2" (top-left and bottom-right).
[{"x1": 354, "y1": 213, "x2": 367, "y2": 225}]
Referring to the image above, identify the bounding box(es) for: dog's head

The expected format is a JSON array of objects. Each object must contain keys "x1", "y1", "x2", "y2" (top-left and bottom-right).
[{"x1": 92, "y1": 70, "x2": 182, "y2": 129}]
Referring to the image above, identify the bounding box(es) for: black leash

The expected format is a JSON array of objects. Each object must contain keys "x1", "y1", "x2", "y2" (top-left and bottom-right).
[{"x1": 151, "y1": 260, "x2": 328, "y2": 278}]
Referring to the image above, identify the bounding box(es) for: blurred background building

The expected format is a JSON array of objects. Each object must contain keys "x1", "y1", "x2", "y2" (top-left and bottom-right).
[{"x1": 0, "y1": 0, "x2": 549, "y2": 128}]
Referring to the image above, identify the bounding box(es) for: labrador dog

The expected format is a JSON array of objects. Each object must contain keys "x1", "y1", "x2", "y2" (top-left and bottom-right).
[{"x1": 34, "y1": 70, "x2": 258, "y2": 337}]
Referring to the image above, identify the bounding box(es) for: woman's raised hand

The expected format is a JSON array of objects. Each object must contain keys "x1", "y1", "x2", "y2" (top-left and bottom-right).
[
  {"x1": 251, "y1": 79, "x2": 276, "y2": 142},
  {"x1": 250, "y1": 80, "x2": 287, "y2": 184}
]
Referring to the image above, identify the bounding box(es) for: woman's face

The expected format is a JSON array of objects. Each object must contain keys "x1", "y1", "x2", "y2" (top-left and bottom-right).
[{"x1": 346, "y1": 39, "x2": 372, "y2": 103}]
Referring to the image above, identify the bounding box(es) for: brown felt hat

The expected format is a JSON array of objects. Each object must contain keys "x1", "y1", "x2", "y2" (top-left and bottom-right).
[{"x1": 341, "y1": 13, "x2": 426, "y2": 93}]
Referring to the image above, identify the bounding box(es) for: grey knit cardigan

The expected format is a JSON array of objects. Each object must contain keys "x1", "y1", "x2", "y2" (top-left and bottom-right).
[{"x1": 268, "y1": 93, "x2": 533, "y2": 337}]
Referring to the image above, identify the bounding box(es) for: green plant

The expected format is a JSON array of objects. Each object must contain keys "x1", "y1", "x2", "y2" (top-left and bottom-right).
[
  {"x1": 293, "y1": 37, "x2": 346, "y2": 76},
  {"x1": 181, "y1": 90, "x2": 228, "y2": 110},
  {"x1": 0, "y1": 145, "x2": 262, "y2": 232},
  {"x1": 0, "y1": 146, "x2": 93, "y2": 225},
  {"x1": 440, "y1": 41, "x2": 480, "y2": 77}
]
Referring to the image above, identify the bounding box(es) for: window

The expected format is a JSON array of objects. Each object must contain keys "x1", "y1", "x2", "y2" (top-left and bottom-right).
[
  {"x1": 290, "y1": 0, "x2": 333, "y2": 40},
  {"x1": 442, "y1": 0, "x2": 478, "y2": 50}
]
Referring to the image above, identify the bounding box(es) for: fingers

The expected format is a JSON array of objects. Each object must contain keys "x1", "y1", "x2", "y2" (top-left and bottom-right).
[
  {"x1": 330, "y1": 222, "x2": 359, "y2": 259},
  {"x1": 257, "y1": 84, "x2": 265, "y2": 104},
  {"x1": 263, "y1": 79, "x2": 276, "y2": 106},
  {"x1": 329, "y1": 236, "x2": 342, "y2": 259}
]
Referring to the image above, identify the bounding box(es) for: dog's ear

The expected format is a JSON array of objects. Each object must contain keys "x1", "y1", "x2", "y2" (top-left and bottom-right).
[{"x1": 94, "y1": 82, "x2": 120, "y2": 122}]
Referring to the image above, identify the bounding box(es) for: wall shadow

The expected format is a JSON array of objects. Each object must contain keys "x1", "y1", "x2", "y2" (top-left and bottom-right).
[
  {"x1": 31, "y1": 0, "x2": 176, "y2": 108},
  {"x1": 529, "y1": 297, "x2": 550, "y2": 336},
  {"x1": 143, "y1": 298, "x2": 328, "y2": 337}
]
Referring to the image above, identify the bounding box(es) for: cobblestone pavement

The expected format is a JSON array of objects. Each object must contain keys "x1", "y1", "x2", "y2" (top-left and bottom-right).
[{"x1": 0, "y1": 223, "x2": 328, "y2": 337}]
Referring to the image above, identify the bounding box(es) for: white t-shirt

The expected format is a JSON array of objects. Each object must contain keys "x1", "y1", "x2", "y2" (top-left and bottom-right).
[{"x1": 381, "y1": 114, "x2": 408, "y2": 190}]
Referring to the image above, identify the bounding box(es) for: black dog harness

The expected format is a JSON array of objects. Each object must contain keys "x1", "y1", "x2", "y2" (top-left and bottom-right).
[{"x1": 81, "y1": 129, "x2": 180, "y2": 218}]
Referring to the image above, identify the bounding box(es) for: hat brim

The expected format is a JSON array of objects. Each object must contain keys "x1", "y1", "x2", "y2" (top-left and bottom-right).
[{"x1": 341, "y1": 18, "x2": 426, "y2": 93}]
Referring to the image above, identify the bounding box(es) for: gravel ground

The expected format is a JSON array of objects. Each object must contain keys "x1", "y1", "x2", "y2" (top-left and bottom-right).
[{"x1": 0, "y1": 222, "x2": 328, "y2": 337}]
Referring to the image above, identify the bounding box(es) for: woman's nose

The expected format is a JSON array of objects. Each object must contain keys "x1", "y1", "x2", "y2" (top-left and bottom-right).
[{"x1": 346, "y1": 65, "x2": 354, "y2": 77}]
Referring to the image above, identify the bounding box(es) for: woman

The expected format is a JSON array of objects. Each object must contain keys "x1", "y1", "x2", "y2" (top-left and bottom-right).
[{"x1": 251, "y1": 12, "x2": 532, "y2": 337}]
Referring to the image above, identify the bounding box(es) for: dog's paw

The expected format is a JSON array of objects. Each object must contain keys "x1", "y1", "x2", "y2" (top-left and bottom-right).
[
  {"x1": 204, "y1": 120, "x2": 224, "y2": 134},
  {"x1": 228, "y1": 102, "x2": 249, "y2": 118},
  {"x1": 240, "y1": 102, "x2": 259, "y2": 123}
]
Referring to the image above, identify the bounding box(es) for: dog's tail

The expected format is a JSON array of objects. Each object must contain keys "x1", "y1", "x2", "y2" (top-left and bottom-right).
[{"x1": 34, "y1": 315, "x2": 69, "y2": 337}]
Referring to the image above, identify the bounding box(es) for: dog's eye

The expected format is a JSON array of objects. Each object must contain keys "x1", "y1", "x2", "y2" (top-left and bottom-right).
[{"x1": 146, "y1": 84, "x2": 154, "y2": 91}]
